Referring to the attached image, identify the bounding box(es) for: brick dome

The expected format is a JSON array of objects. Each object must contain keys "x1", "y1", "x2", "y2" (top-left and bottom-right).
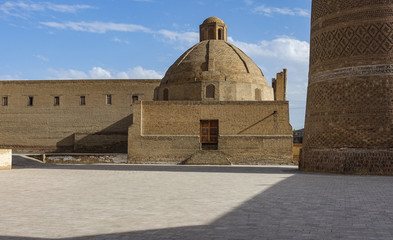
[
  {"x1": 161, "y1": 40, "x2": 268, "y2": 85},
  {"x1": 203, "y1": 16, "x2": 225, "y2": 24},
  {"x1": 154, "y1": 17, "x2": 274, "y2": 101}
]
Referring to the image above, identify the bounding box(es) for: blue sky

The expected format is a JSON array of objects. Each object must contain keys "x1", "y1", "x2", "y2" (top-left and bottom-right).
[{"x1": 0, "y1": 0, "x2": 311, "y2": 129}]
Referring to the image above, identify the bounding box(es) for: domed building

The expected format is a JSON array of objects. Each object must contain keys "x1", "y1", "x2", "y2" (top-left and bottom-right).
[
  {"x1": 155, "y1": 17, "x2": 273, "y2": 102},
  {"x1": 128, "y1": 17, "x2": 292, "y2": 164}
]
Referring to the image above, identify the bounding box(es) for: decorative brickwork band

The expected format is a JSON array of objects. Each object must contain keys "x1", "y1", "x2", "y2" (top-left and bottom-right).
[
  {"x1": 300, "y1": 148, "x2": 393, "y2": 175},
  {"x1": 309, "y1": 64, "x2": 393, "y2": 84},
  {"x1": 310, "y1": 22, "x2": 393, "y2": 74}
]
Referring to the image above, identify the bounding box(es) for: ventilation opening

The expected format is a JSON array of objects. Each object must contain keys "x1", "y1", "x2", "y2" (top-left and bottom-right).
[{"x1": 28, "y1": 96, "x2": 33, "y2": 106}]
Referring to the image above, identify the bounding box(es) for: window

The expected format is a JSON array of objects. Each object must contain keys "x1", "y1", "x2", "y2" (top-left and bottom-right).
[
  {"x1": 28, "y1": 96, "x2": 34, "y2": 106},
  {"x1": 163, "y1": 88, "x2": 169, "y2": 101},
  {"x1": 206, "y1": 84, "x2": 215, "y2": 99},
  {"x1": 54, "y1": 96, "x2": 60, "y2": 106},
  {"x1": 132, "y1": 95, "x2": 138, "y2": 104},
  {"x1": 218, "y1": 29, "x2": 222, "y2": 40},
  {"x1": 80, "y1": 96, "x2": 86, "y2": 105},
  {"x1": 106, "y1": 94, "x2": 112, "y2": 105},
  {"x1": 2, "y1": 96, "x2": 8, "y2": 106}
]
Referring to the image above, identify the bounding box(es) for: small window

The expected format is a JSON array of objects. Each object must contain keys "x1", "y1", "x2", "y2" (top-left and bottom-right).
[
  {"x1": 54, "y1": 96, "x2": 60, "y2": 106},
  {"x1": 80, "y1": 96, "x2": 86, "y2": 105},
  {"x1": 163, "y1": 89, "x2": 169, "y2": 101},
  {"x1": 132, "y1": 95, "x2": 138, "y2": 104},
  {"x1": 206, "y1": 84, "x2": 215, "y2": 99},
  {"x1": 2, "y1": 96, "x2": 8, "y2": 106},
  {"x1": 106, "y1": 94, "x2": 112, "y2": 105},
  {"x1": 218, "y1": 29, "x2": 222, "y2": 40},
  {"x1": 28, "y1": 96, "x2": 34, "y2": 106}
]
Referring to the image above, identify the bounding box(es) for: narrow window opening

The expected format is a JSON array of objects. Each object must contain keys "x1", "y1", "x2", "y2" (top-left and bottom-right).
[
  {"x1": 206, "y1": 84, "x2": 215, "y2": 99},
  {"x1": 106, "y1": 94, "x2": 112, "y2": 105},
  {"x1": 54, "y1": 96, "x2": 60, "y2": 106},
  {"x1": 80, "y1": 96, "x2": 86, "y2": 105},
  {"x1": 28, "y1": 96, "x2": 34, "y2": 106},
  {"x1": 218, "y1": 29, "x2": 222, "y2": 40},
  {"x1": 163, "y1": 88, "x2": 169, "y2": 101},
  {"x1": 2, "y1": 96, "x2": 8, "y2": 106},
  {"x1": 132, "y1": 95, "x2": 139, "y2": 104}
]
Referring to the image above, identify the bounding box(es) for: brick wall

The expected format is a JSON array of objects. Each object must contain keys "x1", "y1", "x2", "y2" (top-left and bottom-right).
[
  {"x1": 128, "y1": 101, "x2": 293, "y2": 164},
  {"x1": 0, "y1": 79, "x2": 160, "y2": 152}
]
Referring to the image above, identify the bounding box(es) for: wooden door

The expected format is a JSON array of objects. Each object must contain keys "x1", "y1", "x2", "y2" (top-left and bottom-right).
[{"x1": 200, "y1": 120, "x2": 218, "y2": 143}]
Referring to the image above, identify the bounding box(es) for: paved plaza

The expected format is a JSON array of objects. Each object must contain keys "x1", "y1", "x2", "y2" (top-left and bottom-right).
[{"x1": 1, "y1": 155, "x2": 393, "y2": 239}]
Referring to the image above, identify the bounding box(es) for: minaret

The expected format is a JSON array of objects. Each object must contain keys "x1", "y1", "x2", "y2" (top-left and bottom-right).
[
  {"x1": 199, "y1": 17, "x2": 227, "y2": 42},
  {"x1": 300, "y1": 1, "x2": 393, "y2": 174}
]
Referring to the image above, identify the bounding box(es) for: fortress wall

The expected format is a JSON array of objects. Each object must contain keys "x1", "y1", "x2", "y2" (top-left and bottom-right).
[{"x1": 0, "y1": 79, "x2": 160, "y2": 153}]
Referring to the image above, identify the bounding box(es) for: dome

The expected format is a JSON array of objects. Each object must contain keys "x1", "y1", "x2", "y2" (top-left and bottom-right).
[
  {"x1": 154, "y1": 18, "x2": 274, "y2": 102},
  {"x1": 203, "y1": 17, "x2": 225, "y2": 24},
  {"x1": 162, "y1": 40, "x2": 267, "y2": 85}
]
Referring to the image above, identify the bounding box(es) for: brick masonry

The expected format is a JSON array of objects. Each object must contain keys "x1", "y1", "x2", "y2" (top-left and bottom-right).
[
  {"x1": 0, "y1": 79, "x2": 160, "y2": 153},
  {"x1": 128, "y1": 101, "x2": 293, "y2": 165},
  {"x1": 301, "y1": 0, "x2": 393, "y2": 174}
]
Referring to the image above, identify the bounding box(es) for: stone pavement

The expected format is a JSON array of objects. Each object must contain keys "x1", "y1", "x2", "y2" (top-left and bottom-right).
[{"x1": 1, "y1": 155, "x2": 393, "y2": 239}]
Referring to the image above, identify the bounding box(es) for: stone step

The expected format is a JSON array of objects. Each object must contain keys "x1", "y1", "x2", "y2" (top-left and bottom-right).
[{"x1": 181, "y1": 150, "x2": 231, "y2": 165}]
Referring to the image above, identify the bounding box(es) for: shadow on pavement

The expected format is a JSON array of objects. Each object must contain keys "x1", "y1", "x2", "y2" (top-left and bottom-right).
[
  {"x1": 1, "y1": 169, "x2": 393, "y2": 239},
  {"x1": 11, "y1": 155, "x2": 298, "y2": 174}
]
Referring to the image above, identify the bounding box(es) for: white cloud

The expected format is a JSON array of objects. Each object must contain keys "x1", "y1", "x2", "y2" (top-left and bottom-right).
[
  {"x1": 40, "y1": 21, "x2": 198, "y2": 49},
  {"x1": 89, "y1": 67, "x2": 112, "y2": 79},
  {"x1": 229, "y1": 36, "x2": 309, "y2": 63},
  {"x1": 48, "y1": 68, "x2": 88, "y2": 79},
  {"x1": 34, "y1": 54, "x2": 49, "y2": 62},
  {"x1": 253, "y1": 5, "x2": 310, "y2": 17},
  {"x1": 157, "y1": 30, "x2": 198, "y2": 46},
  {"x1": 116, "y1": 66, "x2": 163, "y2": 79},
  {"x1": 244, "y1": 0, "x2": 253, "y2": 6},
  {"x1": 48, "y1": 66, "x2": 162, "y2": 80},
  {"x1": 0, "y1": 74, "x2": 23, "y2": 80},
  {"x1": 112, "y1": 37, "x2": 130, "y2": 44},
  {"x1": 0, "y1": 1, "x2": 93, "y2": 18},
  {"x1": 41, "y1": 21, "x2": 152, "y2": 34}
]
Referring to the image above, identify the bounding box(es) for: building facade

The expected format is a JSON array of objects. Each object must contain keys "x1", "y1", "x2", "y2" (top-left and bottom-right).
[
  {"x1": 128, "y1": 17, "x2": 293, "y2": 165},
  {"x1": 0, "y1": 79, "x2": 160, "y2": 153},
  {"x1": 0, "y1": 17, "x2": 293, "y2": 165},
  {"x1": 300, "y1": 0, "x2": 393, "y2": 174}
]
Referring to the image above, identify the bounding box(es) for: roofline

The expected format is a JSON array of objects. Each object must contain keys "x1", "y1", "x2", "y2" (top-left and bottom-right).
[{"x1": 0, "y1": 79, "x2": 162, "y2": 84}]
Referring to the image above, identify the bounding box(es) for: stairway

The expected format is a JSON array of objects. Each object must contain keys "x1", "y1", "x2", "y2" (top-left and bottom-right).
[{"x1": 181, "y1": 150, "x2": 232, "y2": 165}]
